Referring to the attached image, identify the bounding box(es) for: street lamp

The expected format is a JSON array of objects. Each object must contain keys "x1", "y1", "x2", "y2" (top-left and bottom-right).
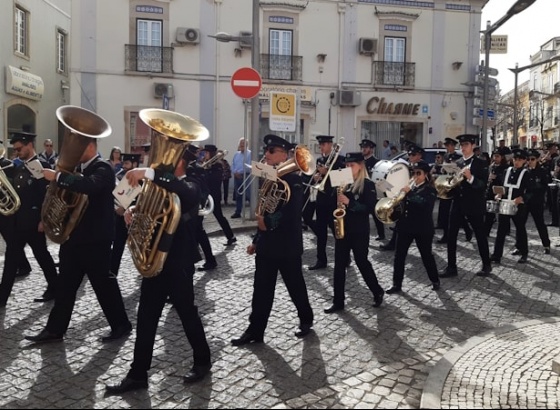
[{"x1": 481, "y1": 0, "x2": 537, "y2": 152}]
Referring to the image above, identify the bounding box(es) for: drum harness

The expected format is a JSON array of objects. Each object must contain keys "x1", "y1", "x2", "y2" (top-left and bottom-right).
[{"x1": 503, "y1": 167, "x2": 527, "y2": 201}]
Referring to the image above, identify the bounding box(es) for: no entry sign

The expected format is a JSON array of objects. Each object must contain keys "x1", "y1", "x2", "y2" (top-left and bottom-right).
[{"x1": 231, "y1": 67, "x2": 262, "y2": 99}]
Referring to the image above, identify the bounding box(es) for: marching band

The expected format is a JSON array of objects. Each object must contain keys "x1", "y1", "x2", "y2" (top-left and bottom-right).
[{"x1": 2, "y1": 106, "x2": 560, "y2": 394}]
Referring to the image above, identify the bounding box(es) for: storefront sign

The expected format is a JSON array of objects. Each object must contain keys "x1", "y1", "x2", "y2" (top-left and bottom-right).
[
  {"x1": 269, "y1": 92, "x2": 297, "y2": 132},
  {"x1": 5, "y1": 66, "x2": 44, "y2": 101},
  {"x1": 260, "y1": 85, "x2": 311, "y2": 102},
  {"x1": 366, "y1": 96, "x2": 420, "y2": 116}
]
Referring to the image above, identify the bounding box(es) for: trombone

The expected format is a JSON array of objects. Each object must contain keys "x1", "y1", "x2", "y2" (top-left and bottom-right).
[
  {"x1": 200, "y1": 149, "x2": 228, "y2": 169},
  {"x1": 236, "y1": 155, "x2": 265, "y2": 196}
]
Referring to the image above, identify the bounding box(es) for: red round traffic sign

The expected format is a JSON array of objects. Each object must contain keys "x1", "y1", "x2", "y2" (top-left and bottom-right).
[{"x1": 231, "y1": 67, "x2": 262, "y2": 99}]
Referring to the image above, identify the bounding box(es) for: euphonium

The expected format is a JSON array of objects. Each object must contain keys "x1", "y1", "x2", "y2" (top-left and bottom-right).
[
  {"x1": 0, "y1": 146, "x2": 21, "y2": 216},
  {"x1": 127, "y1": 109, "x2": 209, "y2": 278},
  {"x1": 42, "y1": 106, "x2": 112, "y2": 244},
  {"x1": 256, "y1": 145, "x2": 315, "y2": 216},
  {"x1": 333, "y1": 185, "x2": 347, "y2": 239},
  {"x1": 375, "y1": 178, "x2": 415, "y2": 224},
  {"x1": 434, "y1": 172, "x2": 465, "y2": 200}
]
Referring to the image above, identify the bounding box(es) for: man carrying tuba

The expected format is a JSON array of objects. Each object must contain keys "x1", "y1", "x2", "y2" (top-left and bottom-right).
[{"x1": 231, "y1": 134, "x2": 314, "y2": 346}]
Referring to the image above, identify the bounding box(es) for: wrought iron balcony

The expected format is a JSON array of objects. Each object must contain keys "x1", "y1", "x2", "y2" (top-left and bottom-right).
[
  {"x1": 373, "y1": 61, "x2": 416, "y2": 88},
  {"x1": 125, "y1": 45, "x2": 173, "y2": 73},
  {"x1": 260, "y1": 54, "x2": 302, "y2": 81}
]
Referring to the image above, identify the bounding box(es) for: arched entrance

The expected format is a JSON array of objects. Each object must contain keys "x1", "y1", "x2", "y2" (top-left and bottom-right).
[{"x1": 7, "y1": 104, "x2": 36, "y2": 134}]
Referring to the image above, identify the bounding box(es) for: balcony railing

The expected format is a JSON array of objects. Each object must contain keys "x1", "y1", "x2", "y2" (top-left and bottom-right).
[
  {"x1": 373, "y1": 61, "x2": 416, "y2": 88},
  {"x1": 125, "y1": 45, "x2": 173, "y2": 73},
  {"x1": 260, "y1": 54, "x2": 302, "y2": 81}
]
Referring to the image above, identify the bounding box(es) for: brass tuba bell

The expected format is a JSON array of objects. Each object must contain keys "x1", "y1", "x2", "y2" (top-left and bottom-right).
[
  {"x1": 42, "y1": 105, "x2": 112, "y2": 244},
  {"x1": 127, "y1": 109, "x2": 209, "y2": 278},
  {"x1": 0, "y1": 145, "x2": 21, "y2": 216}
]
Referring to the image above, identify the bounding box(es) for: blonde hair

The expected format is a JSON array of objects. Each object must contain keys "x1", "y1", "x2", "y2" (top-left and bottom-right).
[{"x1": 350, "y1": 161, "x2": 368, "y2": 196}]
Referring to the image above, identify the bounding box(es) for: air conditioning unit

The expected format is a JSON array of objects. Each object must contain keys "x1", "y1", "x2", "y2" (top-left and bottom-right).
[
  {"x1": 176, "y1": 27, "x2": 200, "y2": 44},
  {"x1": 338, "y1": 90, "x2": 361, "y2": 107},
  {"x1": 239, "y1": 31, "x2": 252, "y2": 49},
  {"x1": 358, "y1": 38, "x2": 377, "y2": 55},
  {"x1": 153, "y1": 83, "x2": 174, "y2": 99}
]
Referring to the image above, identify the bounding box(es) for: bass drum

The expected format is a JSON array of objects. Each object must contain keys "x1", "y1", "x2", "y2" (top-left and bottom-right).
[{"x1": 370, "y1": 160, "x2": 410, "y2": 199}]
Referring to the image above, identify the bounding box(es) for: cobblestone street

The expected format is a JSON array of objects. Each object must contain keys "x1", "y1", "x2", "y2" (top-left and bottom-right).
[{"x1": 1, "y1": 206, "x2": 560, "y2": 408}]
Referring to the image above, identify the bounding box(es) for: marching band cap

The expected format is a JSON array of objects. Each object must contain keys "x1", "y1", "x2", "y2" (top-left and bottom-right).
[
  {"x1": 359, "y1": 139, "x2": 376, "y2": 148},
  {"x1": 182, "y1": 144, "x2": 200, "y2": 162},
  {"x1": 345, "y1": 152, "x2": 365, "y2": 163},
  {"x1": 10, "y1": 131, "x2": 37, "y2": 145},
  {"x1": 411, "y1": 160, "x2": 431, "y2": 174},
  {"x1": 456, "y1": 134, "x2": 478, "y2": 145},
  {"x1": 316, "y1": 135, "x2": 334, "y2": 144},
  {"x1": 510, "y1": 144, "x2": 520, "y2": 151},
  {"x1": 203, "y1": 144, "x2": 218, "y2": 153},
  {"x1": 436, "y1": 150, "x2": 445, "y2": 156},
  {"x1": 264, "y1": 134, "x2": 292, "y2": 151},
  {"x1": 527, "y1": 149, "x2": 541, "y2": 158},
  {"x1": 493, "y1": 147, "x2": 512, "y2": 156},
  {"x1": 407, "y1": 145, "x2": 424, "y2": 156},
  {"x1": 121, "y1": 153, "x2": 141, "y2": 164},
  {"x1": 546, "y1": 142, "x2": 558, "y2": 149},
  {"x1": 512, "y1": 148, "x2": 528, "y2": 159},
  {"x1": 444, "y1": 137, "x2": 458, "y2": 146}
]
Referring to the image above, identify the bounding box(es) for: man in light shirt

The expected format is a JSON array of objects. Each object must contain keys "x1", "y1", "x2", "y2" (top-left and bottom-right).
[{"x1": 231, "y1": 138, "x2": 252, "y2": 218}]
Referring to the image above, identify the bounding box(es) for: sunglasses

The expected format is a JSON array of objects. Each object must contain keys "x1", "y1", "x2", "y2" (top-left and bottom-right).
[
  {"x1": 528, "y1": 158, "x2": 538, "y2": 161},
  {"x1": 266, "y1": 147, "x2": 284, "y2": 154},
  {"x1": 45, "y1": 144, "x2": 53, "y2": 147},
  {"x1": 412, "y1": 171, "x2": 424, "y2": 176}
]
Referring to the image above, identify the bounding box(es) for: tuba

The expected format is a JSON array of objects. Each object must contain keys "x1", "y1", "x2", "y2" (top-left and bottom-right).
[
  {"x1": 0, "y1": 146, "x2": 21, "y2": 216},
  {"x1": 256, "y1": 145, "x2": 315, "y2": 217},
  {"x1": 375, "y1": 178, "x2": 415, "y2": 224},
  {"x1": 127, "y1": 109, "x2": 209, "y2": 278},
  {"x1": 42, "y1": 106, "x2": 112, "y2": 244}
]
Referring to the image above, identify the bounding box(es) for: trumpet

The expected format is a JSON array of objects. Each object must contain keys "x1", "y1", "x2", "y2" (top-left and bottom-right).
[{"x1": 200, "y1": 150, "x2": 228, "y2": 169}]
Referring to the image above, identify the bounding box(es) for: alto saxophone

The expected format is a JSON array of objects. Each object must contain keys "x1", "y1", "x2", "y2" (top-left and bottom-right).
[{"x1": 333, "y1": 185, "x2": 347, "y2": 240}]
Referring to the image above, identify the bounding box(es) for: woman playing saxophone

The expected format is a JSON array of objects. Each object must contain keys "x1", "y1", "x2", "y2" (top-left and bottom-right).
[{"x1": 324, "y1": 152, "x2": 384, "y2": 314}]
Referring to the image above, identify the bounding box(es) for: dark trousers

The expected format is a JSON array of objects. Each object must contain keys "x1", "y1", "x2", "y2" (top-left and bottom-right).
[
  {"x1": 492, "y1": 205, "x2": 529, "y2": 258},
  {"x1": 526, "y1": 199, "x2": 550, "y2": 247},
  {"x1": 45, "y1": 241, "x2": 129, "y2": 335},
  {"x1": 439, "y1": 199, "x2": 472, "y2": 238},
  {"x1": 129, "y1": 265, "x2": 210, "y2": 381},
  {"x1": 196, "y1": 216, "x2": 215, "y2": 264},
  {"x1": 247, "y1": 254, "x2": 313, "y2": 337},
  {"x1": 0, "y1": 218, "x2": 31, "y2": 273},
  {"x1": 550, "y1": 186, "x2": 559, "y2": 225},
  {"x1": 393, "y1": 230, "x2": 439, "y2": 288},
  {"x1": 234, "y1": 175, "x2": 250, "y2": 214},
  {"x1": 307, "y1": 200, "x2": 334, "y2": 264},
  {"x1": 372, "y1": 210, "x2": 385, "y2": 239},
  {"x1": 302, "y1": 192, "x2": 316, "y2": 227},
  {"x1": 110, "y1": 216, "x2": 128, "y2": 276},
  {"x1": 448, "y1": 204, "x2": 490, "y2": 268},
  {"x1": 332, "y1": 232, "x2": 383, "y2": 307},
  {"x1": 211, "y1": 195, "x2": 234, "y2": 240},
  {"x1": 223, "y1": 179, "x2": 230, "y2": 204},
  {"x1": 0, "y1": 228, "x2": 58, "y2": 304}
]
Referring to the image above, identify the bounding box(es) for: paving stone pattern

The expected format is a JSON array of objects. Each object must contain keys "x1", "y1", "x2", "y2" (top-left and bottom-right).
[{"x1": 1, "y1": 205, "x2": 560, "y2": 408}]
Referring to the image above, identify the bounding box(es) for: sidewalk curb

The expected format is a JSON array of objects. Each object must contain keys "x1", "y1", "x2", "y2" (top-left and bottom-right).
[{"x1": 420, "y1": 316, "x2": 560, "y2": 409}]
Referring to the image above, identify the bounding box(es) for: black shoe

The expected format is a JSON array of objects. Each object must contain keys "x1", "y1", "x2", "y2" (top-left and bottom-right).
[
  {"x1": 490, "y1": 255, "x2": 501, "y2": 264},
  {"x1": 373, "y1": 291, "x2": 384, "y2": 308},
  {"x1": 518, "y1": 255, "x2": 528, "y2": 264},
  {"x1": 544, "y1": 247, "x2": 551, "y2": 255},
  {"x1": 432, "y1": 281, "x2": 441, "y2": 291},
  {"x1": 437, "y1": 237, "x2": 448, "y2": 244},
  {"x1": 386, "y1": 286, "x2": 402, "y2": 295},
  {"x1": 295, "y1": 323, "x2": 313, "y2": 338},
  {"x1": 231, "y1": 332, "x2": 263, "y2": 346},
  {"x1": 439, "y1": 266, "x2": 458, "y2": 278},
  {"x1": 324, "y1": 304, "x2": 344, "y2": 314},
  {"x1": 225, "y1": 237, "x2": 237, "y2": 246},
  {"x1": 15, "y1": 268, "x2": 32, "y2": 277},
  {"x1": 105, "y1": 377, "x2": 148, "y2": 395},
  {"x1": 183, "y1": 364, "x2": 212, "y2": 383},
  {"x1": 0, "y1": 299, "x2": 6, "y2": 308},
  {"x1": 511, "y1": 249, "x2": 521, "y2": 256},
  {"x1": 379, "y1": 244, "x2": 395, "y2": 251},
  {"x1": 100, "y1": 322, "x2": 132, "y2": 343},
  {"x1": 25, "y1": 329, "x2": 63, "y2": 344},
  {"x1": 308, "y1": 262, "x2": 327, "y2": 270},
  {"x1": 33, "y1": 289, "x2": 56, "y2": 303},
  {"x1": 476, "y1": 264, "x2": 492, "y2": 276},
  {"x1": 198, "y1": 262, "x2": 217, "y2": 271},
  {"x1": 374, "y1": 236, "x2": 386, "y2": 241},
  {"x1": 465, "y1": 231, "x2": 473, "y2": 242},
  {"x1": 548, "y1": 222, "x2": 559, "y2": 227},
  {"x1": 231, "y1": 213, "x2": 241, "y2": 219}
]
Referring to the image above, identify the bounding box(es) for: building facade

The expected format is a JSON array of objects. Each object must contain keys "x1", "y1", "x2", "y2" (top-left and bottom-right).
[{"x1": 1, "y1": 0, "x2": 71, "y2": 154}]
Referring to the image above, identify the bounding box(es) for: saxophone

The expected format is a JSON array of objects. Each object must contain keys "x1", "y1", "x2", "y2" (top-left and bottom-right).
[{"x1": 333, "y1": 185, "x2": 347, "y2": 239}]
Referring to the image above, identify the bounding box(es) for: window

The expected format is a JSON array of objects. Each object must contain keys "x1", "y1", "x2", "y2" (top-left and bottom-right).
[
  {"x1": 269, "y1": 29, "x2": 292, "y2": 80},
  {"x1": 383, "y1": 37, "x2": 406, "y2": 85},
  {"x1": 136, "y1": 19, "x2": 162, "y2": 72},
  {"x1": 15, "y1": 6, "x2": 28, "y2": 56},
  {"x1": 56, "y1": 30, "x2": 67, "y2": 73}
]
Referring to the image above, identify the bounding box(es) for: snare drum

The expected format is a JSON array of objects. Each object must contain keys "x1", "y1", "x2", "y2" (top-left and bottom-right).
[
  {"x1": 498, "y1": 199, "x2": 517, "y2": 216},
  {"x1": 486, "y1": 200, "x2": 499, "y2": 213},
  {"x1": 370, "y1": 160, "x2": 410, "y2": 199}
]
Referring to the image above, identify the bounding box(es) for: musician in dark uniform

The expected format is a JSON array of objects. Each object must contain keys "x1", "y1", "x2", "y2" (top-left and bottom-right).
[
  {"x1": 437, "y1": 137, "x2": 473, "y2": 244},
  {"x1": 306, "y1": 135, "x2": 344, "y2": 270},
  {"x1": 490, "y1": 149, "x2": 531, "y2": 264},
  {"x1": 324, "y1": 152, "x2": 384, "y2": 313},
  {"x1": 386, "y1": 161, "x2": 440, "y2": 294},
  {"x1": 231, "y1": 135, "x2": 314, "y2": 346},
  {"x1": 484, "y1": 147, "x2": 510, "y2": 236},
  {"x1": 26, "y1": 136, "x2": 131, "y2": 343},
  {"x1": 440, "y1": 134, "x2": 492, "y2": 278},
  {"x1": 544, "y1": 143, "x2": 559, "y2": 226},
  {"x1": 0, "y1": 132, "x2": 58, "y2": 307},
  {"x1": 110, "y1": 153, "x2": 140, "y2": 276},
  {"x1": 202, "y1": 144, "x2": 236, "y2": 246},
  {"x1": 360, "y1": 139, "x2": 385, "y2": 241},
  {"x1": 0, "y1": 142, "x2": 32, "y2": 279},
  {"x1": 106, "y1": 151, "x2": 211, "y2": 394},
  {"x1": 524, "y1": 149, "x2": 551, "y2": 254}
]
